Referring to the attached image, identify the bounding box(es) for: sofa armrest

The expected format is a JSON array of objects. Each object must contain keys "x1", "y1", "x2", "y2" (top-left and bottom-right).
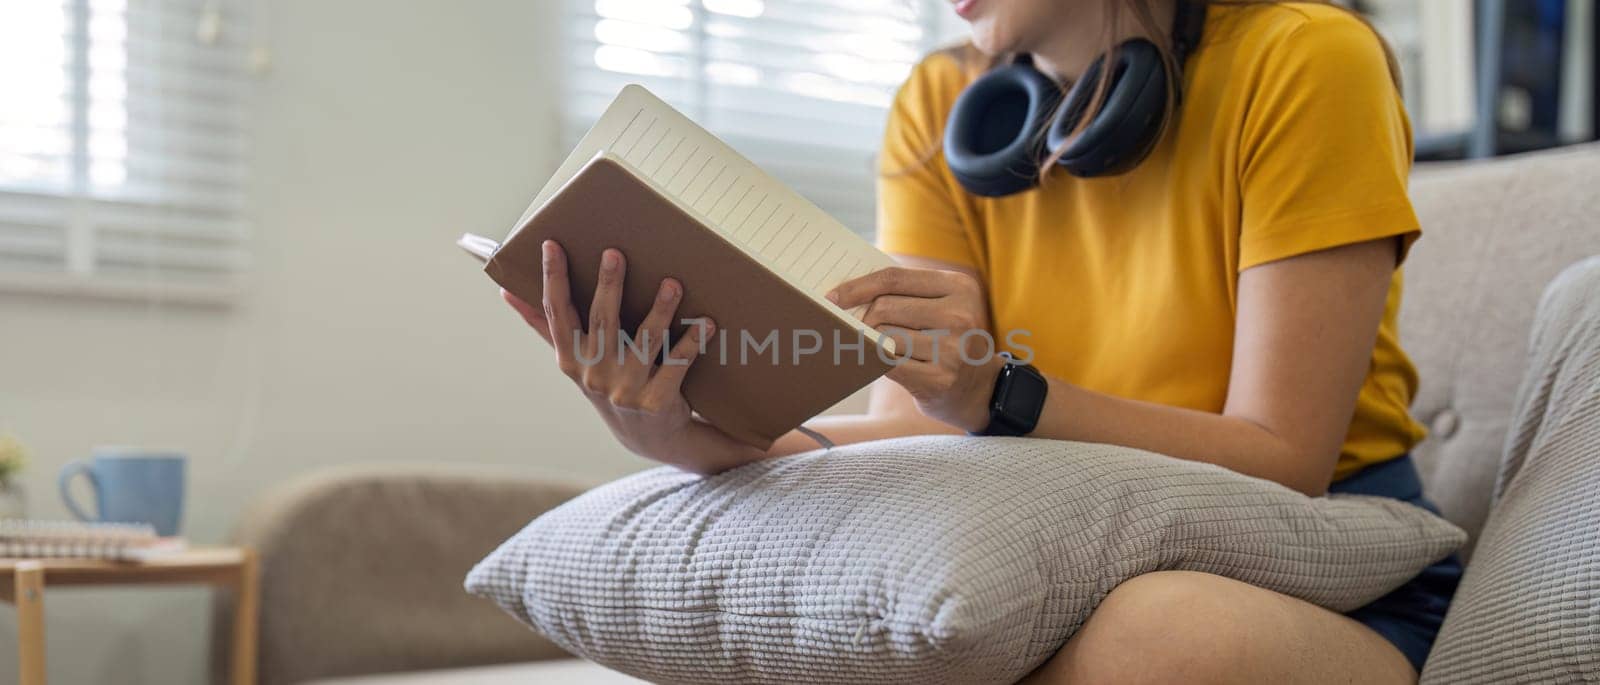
[{"x1": 214, "y1": 463, "x2": 589, "y2": 685}]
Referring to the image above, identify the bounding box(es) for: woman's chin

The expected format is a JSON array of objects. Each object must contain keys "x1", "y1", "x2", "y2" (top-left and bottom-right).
[
  {"x1": 966, "y1": 32, "x2": 1000, "y2": 56},
  {"x1": 965, "y1": 21, "x2": 1016, "y2": 57}
]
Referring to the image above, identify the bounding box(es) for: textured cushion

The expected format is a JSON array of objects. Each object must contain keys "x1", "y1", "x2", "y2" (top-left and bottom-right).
[
  {"x1": 467, "y1": 437, "x2": 1465, "y2": 684},
  {"x1": 1404, "y1": 142, "x2": 1600, "y2": 557},
  {"x1": 1422, "y1": 258, "x2": 1600, "y2": 684}
]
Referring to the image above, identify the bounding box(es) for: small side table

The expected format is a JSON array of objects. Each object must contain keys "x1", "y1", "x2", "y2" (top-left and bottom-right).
[{"x1": 0, "y1": 546, "x2": 260, "y2": 685}]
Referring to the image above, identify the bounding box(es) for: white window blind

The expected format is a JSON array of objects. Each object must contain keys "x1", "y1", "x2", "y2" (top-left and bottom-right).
[
  {"x1": 0, "y1": 0, "x2": 251, "y2": 300},
  {"x1": 564, "y1": 0, "x2": 954, "y2": 237}
]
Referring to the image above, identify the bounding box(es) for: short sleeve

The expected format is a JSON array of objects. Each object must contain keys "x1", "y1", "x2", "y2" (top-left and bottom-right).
[
  {"x1": 875, "y1": 52, "x2": 981, "y2": 271},
  {"x1": 1237, "y1": 12, "x2": 1421, "y2": 271}
]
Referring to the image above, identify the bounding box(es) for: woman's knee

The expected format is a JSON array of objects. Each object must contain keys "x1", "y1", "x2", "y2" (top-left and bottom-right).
[
  {"x1": 1028, "y1": 571, "x2": 1413, "y2": 685},
  {"x1": 1046, "y1": 571, "x2": 1258, "y2": 684}
]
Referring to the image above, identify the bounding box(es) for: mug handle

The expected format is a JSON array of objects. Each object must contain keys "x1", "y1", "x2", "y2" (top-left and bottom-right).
[{"x1": 58, "y1": 460, "x2": 101, "y2": 522}]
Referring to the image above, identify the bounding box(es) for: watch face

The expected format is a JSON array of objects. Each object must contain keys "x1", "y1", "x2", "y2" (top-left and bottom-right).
[
  {"x1": 1001, "y1": 365, "x2": 1048, "y2": 424},
  {"x1": 992, "y1": 363, "x2": 1047, "y2": 432}
]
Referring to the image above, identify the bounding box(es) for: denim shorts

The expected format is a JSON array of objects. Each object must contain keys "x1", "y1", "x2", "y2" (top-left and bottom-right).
[{"x1": 1328, "y1": 454, "x2": 1462, "y2": 673}]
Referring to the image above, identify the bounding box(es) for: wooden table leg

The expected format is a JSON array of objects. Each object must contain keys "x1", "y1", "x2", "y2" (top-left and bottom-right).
[
  {"x1": 15, "y1": 561, "x2": 46, "y2": 685},
  {"x1": 229, "y1": 549, "x2": 259, "y2": 685}
]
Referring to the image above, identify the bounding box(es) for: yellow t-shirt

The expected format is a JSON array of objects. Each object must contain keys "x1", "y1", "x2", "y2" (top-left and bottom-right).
[{"x1": 876, "y1": 3, "x2": 1426, "y2": 482}]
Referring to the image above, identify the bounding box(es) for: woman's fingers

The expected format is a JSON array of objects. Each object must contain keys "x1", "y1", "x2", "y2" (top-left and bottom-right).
[
  {"x1": 625, "y1": 278, "x2": 682, "y2": 379},
  {"x1": 649, "y1": 317, "x2": 715, "y2": 395},
  {"x1": 541, "y1": 241, "x2": 585, "y2": 372},
  {"x1": 588, "y1": 248, "x2": 626, "y2": 359},
  {"x1": 502, "y1": 288, "x2": 552, "y2": 344},
  {"x1": 862, "y1": 294, "x2": 982, "y2": 332},
  {"x1": 827, "y1": 267, "x2": 962, "y2": 309}
]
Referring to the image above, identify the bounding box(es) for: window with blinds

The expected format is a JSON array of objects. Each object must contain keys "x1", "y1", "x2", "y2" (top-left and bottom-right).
[
  {"x1": 564, "y1": 0, "x2": 956, "y2": 237},
  {"x1": 0, "y1": 0, "x2": 251, "y2": 300}
]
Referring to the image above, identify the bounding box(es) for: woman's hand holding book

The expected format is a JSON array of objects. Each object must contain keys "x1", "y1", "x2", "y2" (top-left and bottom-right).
[{"x1": 502, "y1": 240, "x2": 767, "y2": 475}]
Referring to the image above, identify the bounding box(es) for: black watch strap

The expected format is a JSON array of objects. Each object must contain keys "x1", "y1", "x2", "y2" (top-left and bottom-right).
[{"x1": 976, "y1": 355, "x2": 1048, "y2": 437}]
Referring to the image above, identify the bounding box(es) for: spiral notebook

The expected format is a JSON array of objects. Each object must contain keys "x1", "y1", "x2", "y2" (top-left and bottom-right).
[
  {"x1": 463, "y1": 85, "x2": 898, "y2": 446},
  {"x1": 0, "y1": 519, "x2": 187, "y2": 561}
]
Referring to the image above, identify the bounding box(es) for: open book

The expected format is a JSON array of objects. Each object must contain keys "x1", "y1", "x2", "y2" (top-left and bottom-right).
[{"x1": 463, "y1": 85, "x2": 898, "y2": 445}]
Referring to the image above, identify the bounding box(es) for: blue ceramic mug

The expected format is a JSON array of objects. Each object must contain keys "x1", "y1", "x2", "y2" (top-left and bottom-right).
[{"x1": 58, "y1": 450, "x2": 186, "y2": 536}]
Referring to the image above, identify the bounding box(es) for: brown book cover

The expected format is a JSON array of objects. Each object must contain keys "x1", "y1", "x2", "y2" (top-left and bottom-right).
[{"x1": 483, "y1": 154, "x2": 892, "y2": 446}]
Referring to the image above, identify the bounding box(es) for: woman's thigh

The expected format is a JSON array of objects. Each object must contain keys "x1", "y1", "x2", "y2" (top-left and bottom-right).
[{"x1": 1019, "y1": 570, "x2": 1416, "y2": 685}]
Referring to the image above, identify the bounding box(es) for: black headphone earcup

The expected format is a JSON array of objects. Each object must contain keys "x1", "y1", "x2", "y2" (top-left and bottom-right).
[
  {"x1": 942, "y1": 63, "x2": 1060, "y2": 197},
  {"x1": 1048, "y1": 40, "x2": 1170, "y2": 178}
]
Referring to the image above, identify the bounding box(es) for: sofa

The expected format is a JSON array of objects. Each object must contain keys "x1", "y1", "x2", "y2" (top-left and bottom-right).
[{"x1": 217, "y1": 142, "x2": 1600, "y2": 684}]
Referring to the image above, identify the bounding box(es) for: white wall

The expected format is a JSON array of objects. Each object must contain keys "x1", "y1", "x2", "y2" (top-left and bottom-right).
[{"x1": 0, "y1": 2, "x2": 656, "y2": 682}]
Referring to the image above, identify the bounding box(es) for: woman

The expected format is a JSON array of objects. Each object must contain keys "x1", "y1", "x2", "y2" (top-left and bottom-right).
[{"x1": 505, "y1": 0, "x2": 1458, "y2": 681}]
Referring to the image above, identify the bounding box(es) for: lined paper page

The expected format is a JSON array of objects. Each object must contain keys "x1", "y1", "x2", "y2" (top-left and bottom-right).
[{"x1": 511, "y1": 85, "x2": 896, "y2": 333}]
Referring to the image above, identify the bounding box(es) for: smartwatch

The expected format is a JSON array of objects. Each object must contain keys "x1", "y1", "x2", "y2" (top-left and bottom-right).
[{"x1": 975, "y1": 353, "x2": 1048, "y2": 437}]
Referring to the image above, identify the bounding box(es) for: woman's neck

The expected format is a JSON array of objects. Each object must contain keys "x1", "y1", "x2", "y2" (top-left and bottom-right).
[{"x1": 1031, "y1": 0, "x2": 1178, "y2": 82}]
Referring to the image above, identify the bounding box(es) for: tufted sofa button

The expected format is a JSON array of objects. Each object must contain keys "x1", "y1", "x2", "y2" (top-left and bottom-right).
[{"x1": 1432, "y1": 408, "x2": 1461, "y2": 439}]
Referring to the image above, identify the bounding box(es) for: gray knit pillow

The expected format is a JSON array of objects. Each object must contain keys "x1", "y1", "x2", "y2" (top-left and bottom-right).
[
  {"x1": 467, "y1": 437, "x2": 1464, "y2": 684},
  {"x1": 1420, "y1": 259, "x2": 1600, "y2": 684}
]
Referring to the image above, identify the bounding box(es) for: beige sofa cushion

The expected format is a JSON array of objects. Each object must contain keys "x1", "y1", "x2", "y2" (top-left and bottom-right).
[
  {"x1": 1404, "y1": 142, "x2": 1600, "y2": 557},
  {"x1": 223, "y1": 465, "x2": 586, "y2": 685}
]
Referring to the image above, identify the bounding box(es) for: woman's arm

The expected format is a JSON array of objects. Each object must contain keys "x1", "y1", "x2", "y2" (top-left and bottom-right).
[
  {"x1": 829, "y1": 238, "x2": 1399, "y2": 496},
  {"x1": 766, "y1": 378, "x2": 963, "y2": 456},
  {"x1": 1035, "y1": 237, "x2": 1397, "y2": 495}
]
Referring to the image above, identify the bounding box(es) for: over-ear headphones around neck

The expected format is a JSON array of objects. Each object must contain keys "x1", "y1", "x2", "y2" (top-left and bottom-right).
[{"x1": 942, "y1": 1, "x2": 1207, "y2": 197}]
